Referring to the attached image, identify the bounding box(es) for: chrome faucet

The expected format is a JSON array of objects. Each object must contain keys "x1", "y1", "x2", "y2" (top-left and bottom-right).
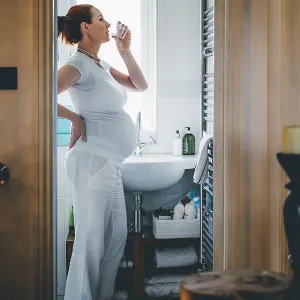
[{"x1": 134, "y1": 112, "x2": 157, "y2": 156}]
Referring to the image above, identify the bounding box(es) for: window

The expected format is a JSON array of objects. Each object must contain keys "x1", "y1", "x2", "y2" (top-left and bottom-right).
[{"x1": 57, "y1": 0, "x2": 157, "y2": 133}]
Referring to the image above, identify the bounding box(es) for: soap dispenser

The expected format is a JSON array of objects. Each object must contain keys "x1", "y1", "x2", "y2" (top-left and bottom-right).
[
  {"x1": 182, "y1": 127, "x2": 195, "y2": 155},
  {"x1": 172, "y1": 130, "x2": 182, "y2": 155}
]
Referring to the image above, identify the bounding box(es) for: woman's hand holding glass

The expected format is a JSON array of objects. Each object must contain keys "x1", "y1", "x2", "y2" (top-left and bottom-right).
[{"x1": 112, "y1": 21, "x2": 131, "y2": 53}]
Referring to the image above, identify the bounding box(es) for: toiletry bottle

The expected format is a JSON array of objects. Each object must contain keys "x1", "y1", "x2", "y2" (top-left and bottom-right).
[
  {"x1": 172, "y1": 130, "x2": 182, "y2": 155},
  {"x1": 173, "y1": 202, "x2": 185, "y2": 219},
  {"x1": 182, "y1": 127, "x2": 195, "y2": 155},
  {"x1": 184, "y1": 201, "x2": 196, "y2": 219},
  {"x1": 189, "y1": 188, "x2": 196, "y2": 200},
  {"x1": 181, "y1": 193, "x2": 191, "y2": 206},
  {"x1": 181, "y1": 188, "x2": 195, "y2": 206},
  {"x1": 192, "y1": 196, "x2": 200, "y2": 218}
]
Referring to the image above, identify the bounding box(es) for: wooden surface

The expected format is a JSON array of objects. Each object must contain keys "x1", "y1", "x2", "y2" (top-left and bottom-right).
[
  {"x1": 214, "y1": 0, "x2": 300, "y2": 273},
  {"x1": 0, "y1": 0, "x2": 53, "y2": 299},
  {"x1": 213, "y1": 0, "x2": 225, "y2": 272},
  {"x1": 180, "y1": 270, "x2": 293, "y2": 300}
]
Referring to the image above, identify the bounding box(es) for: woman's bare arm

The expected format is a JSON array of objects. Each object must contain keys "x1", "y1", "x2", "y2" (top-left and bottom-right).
[
  {"x1": 111, "y1": 28, "x2": 148, "y2": 92},
  {"x1": 57, "y1": 65, "x2": 80, "y2": 120},
  {"x1": 57, "y1": 65, "x2": 87, "y2": 148},
  {"x1": 110, "y1": 50, "x2": 148, "y2": 92}
]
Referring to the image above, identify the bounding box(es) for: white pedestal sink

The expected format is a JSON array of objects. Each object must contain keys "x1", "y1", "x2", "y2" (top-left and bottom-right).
[
  {"x1": 120, "y1": 154, "x2": 197, "y2": 192},
  {"x1": 120, "y1": 154, "x2": 197, "y2": 232}
]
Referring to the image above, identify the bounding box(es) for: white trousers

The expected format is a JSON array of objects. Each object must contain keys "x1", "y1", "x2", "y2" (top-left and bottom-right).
[{"x1": 64, "y1": 149, "x2": 127, "y2": 300}]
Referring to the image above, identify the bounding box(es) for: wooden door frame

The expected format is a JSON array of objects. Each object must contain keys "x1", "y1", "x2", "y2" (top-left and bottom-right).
[
  {"x1": 213, "y1": 0, "x2": 225, "y2": 271},
  {"x1": 213, "y1": 0, "x2": 288, "y2": 273},
  {"x1": 37, "y1": 0, "x2": 55, "y2": 298}
]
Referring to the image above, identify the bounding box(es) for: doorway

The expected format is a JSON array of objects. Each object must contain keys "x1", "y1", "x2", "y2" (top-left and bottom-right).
[{"x1": 53, "y1": 0, "x2": 226, "y2": 299}]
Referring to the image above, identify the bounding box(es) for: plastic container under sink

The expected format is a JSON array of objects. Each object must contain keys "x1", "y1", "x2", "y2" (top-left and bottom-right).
[{"x1": 152, "y1": 213, "x2": 200, "y2": 239}]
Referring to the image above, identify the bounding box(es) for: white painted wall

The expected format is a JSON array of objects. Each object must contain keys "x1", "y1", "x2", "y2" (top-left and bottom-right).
[
  {"x1": 56, "y1": 0, "x2": 201, "y2": 295},
  {"x1": 149, "y1": 0, "x2": 201, "y2": 153}
]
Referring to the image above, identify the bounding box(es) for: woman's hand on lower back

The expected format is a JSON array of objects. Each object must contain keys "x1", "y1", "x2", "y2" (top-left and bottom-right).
[{"x1": 69, "y1": 115, "x2": 87, "y2": 149}]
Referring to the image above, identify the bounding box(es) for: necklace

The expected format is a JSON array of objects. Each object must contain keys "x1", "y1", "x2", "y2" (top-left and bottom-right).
[{"x1": 77, "y1": 47, "x2": 100, "y2": 62}]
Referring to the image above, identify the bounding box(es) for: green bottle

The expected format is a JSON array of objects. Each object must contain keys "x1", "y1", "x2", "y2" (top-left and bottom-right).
[
  {"x1": 182, "y1": 127, "x2": 195, "y2": 155},
  {"x1": 69, "y1": 206, "x2": 75, "y2": 234}
]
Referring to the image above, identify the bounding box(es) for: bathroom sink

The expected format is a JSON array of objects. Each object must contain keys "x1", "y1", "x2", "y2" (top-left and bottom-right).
[{"x1": 120, "y1": 154, "x2": 197, "y2": 192}]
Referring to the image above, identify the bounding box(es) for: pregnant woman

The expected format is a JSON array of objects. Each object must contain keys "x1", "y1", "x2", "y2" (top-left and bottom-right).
[{"x1": 57, "y1": 4, "x2": 147, "y2": 300}]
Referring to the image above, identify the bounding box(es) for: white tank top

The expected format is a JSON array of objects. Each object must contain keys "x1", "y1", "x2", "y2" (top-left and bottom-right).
[{"x1": 65, "y1": 52, "x2": 136, "y2": 165}]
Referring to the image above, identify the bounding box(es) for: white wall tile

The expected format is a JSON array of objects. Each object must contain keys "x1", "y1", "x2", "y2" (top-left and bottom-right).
[
  {"x1": 165, "y1": 193, "x2": 185, "y2": 206},
  {"x1": 142, "y1": 191, "x2": 166, "y2": 210},
  {"x1": 155, "y1": 96, "x2": 201, "y2": 154},
  {"x1": 143, "y1": 0, "x2": 201, "y2": 153}
]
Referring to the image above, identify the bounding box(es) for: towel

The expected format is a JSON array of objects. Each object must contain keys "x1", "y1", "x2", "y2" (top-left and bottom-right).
[
  {"x1": 145, "y1": 274, "x2": 187, "y2": 285},
  {"x1": 145, "y1": 283, "x2": 179, "y2": 297},
  {"x1": 155, "y1": 246, "x2": 198, "y2": 268},
  {"x1": 113, "y1": 290, "x2": 128, "y2": 300},
  {"x1": 193, "y1": 134, "x2": 213, "y2": 184}
]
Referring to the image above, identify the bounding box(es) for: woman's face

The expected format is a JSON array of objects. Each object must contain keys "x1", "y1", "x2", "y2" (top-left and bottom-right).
[{"x1": 85, "y1": 7, "x2": 111, "y2": 43}]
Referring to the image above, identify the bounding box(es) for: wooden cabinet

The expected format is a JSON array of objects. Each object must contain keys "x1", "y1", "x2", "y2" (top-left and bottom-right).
[{"x1": 66, "y1": 229, "x2": 200, "y2": 300}]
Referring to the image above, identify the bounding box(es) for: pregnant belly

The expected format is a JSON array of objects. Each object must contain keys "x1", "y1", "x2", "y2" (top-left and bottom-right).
[{"x1": 84, "y1": 115, "x2": 136, "y2": 158}]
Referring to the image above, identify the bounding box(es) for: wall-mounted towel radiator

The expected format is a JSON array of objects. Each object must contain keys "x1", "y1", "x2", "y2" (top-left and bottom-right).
[{"x1": 200, "y1": 0, "x2": 214, "y2": 272}]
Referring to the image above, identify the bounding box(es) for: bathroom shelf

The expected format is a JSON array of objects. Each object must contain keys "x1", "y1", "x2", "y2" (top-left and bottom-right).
[
  {"x1": 66, "y1": 229, "x2": 200, "y2": 300},
  {"x1": 146, "y1": 264, "x2": 200, "y2": 277},
  {"x1": 141, "y1": 228, "x2": 201, "y2": 300},
  {"x1": 141, "y1": 228, "x2": 200, "y2": 244}
]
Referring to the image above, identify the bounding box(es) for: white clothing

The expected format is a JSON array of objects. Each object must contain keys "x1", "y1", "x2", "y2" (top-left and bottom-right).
[
  {"x1": 66, "y1": 52, "x2": 136, "y2": 165},
  {"x1": 63, "y1": 52, "x2": 136, "y2": 299},
  {"x1": 64, "y1": 150, "x2": 127, "y2": 300}
]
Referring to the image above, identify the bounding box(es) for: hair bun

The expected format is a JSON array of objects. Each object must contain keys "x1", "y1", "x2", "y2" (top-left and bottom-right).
[{"x1": 58, "y1": 16, "x2": 66, "y2": 32}]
